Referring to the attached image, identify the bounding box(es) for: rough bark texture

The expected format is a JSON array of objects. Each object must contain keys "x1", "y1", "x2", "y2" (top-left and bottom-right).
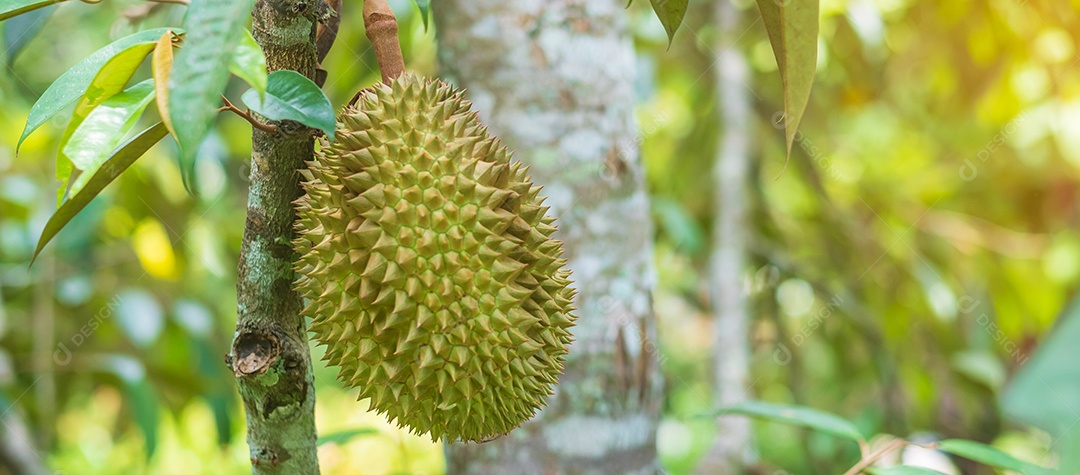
[
  {"x1": 229, "y1": 1, "x2": 320, "y2": 473},
  {"x1": 697, "y1": 2, "x2": 754, "y2": 473},
  {"x1": 435, "y1": 1, "x2": 661, "y2": 474}
]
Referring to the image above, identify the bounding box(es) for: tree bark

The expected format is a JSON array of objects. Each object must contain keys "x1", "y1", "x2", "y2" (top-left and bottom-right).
[
  {"x1": 435, "y1": 1, "x2": 661, "y2": 474},
  {"x1": 228, "y1": 1, "x2": 320, "y2": 473},
  {"x1": 697, "y1": 2, "x2": 754, "y2": 473}
]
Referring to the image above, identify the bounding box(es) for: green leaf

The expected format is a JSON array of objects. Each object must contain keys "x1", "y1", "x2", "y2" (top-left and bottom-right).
[
  {"x1": 64, "y1": 79, "x2": 156, "y2": 198},
  {"x1": 652, "y1": 196, "x2": 704, "y2": 255},
  {"x1": 207, "y1": 392, "x2": 233, "y2": 446},
  {"x1": 1002, "y1": 295, "x2": 1080, "y2": 474},
  {"x1": 188, "y1": 336, "x2": 232, "y2": 446},
  {"x1": 756, "y1": 0, "x2": 819, "y2": 158},
  {"x1": 936, "y1": 439, "x2": 1052, "y2": 475},
  {"x1": 950, "y1": 350, "x2": 1005, "y2": 390},
  {"x1": 56, "y1": 41, "x2": 156, "y2": 201},
  {"x1": 17, "y1": 28, "x2": 175, "y2": 152},
  {"x1": 649, "y1": 0, "x2": 688, "y2": 45},
  {"x1": 0, "y1": 0, "x2": 60, "y2": 22},
  {"x1": 413, "y1": 0, "x2": 430, "y2": 29},
  {"x1": 168, "y1": 0, "x2": 254, "y2": 191},
  {"x1": 710, "y1": 400, "x2": 864, "y2": 442},
  {"x1": 869, "y1": 467, "x2": 949, "y2": 475},
  {"x1": 31, "y1": 123, "x2": 168, "y2": 264},
  {"x1": 125, "y1": 380, "x2": 159, "y2": 458},
  {"x1": 229, "y1": 29, "x2": 266, "y2": 99},
  {"x1": 317, "y1": 428, "x2": 378, "y2": 446},
  {"x1": 92, "y1": 354, "x2": 158, "y2": 458},
  {"x1": 3, "y1": 3, "x2": 52, "y2": 61},
  {"x1": 241, "y1": 70, "x2": 335, "y2": 140}
]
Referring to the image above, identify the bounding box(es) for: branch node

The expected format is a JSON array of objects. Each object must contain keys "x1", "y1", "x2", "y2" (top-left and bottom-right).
[{"x1": 231, "y1": 331, "x2": 281, "y2": 377}]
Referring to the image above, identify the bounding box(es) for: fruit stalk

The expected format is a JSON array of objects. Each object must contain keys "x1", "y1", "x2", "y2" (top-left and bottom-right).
[{"x1": 363, "y1": 0, "x2": 405, "y2": 83}]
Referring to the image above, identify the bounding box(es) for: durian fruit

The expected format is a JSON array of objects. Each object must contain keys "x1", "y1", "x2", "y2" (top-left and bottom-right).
[{"x1": 294, "y1": 73, "x2": 576, "y2": 443}]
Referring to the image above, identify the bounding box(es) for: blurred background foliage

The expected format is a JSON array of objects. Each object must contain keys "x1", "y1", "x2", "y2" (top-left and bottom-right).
[{"x1": 0, "y1": 0, "x2": 1075, "y2": 473}]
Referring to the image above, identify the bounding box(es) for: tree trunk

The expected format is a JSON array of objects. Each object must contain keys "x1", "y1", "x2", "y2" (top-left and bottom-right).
[
  {"x1": 697, "y1": 2, "x2": 755, "y2": 474},
  {"x1": 435, "y1": 2, "x2": 661, "y2": 474},
  {"x1": 228, "y1": 2, "x2": 320, "y2": 473}
]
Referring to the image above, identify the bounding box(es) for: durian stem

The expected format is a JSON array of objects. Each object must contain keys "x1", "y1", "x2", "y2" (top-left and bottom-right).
[{"x1": 363, "y1": 0, "x2": 405, "y2": 83}]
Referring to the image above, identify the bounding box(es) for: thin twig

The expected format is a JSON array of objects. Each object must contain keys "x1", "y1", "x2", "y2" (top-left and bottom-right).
[
  {"x1": 219, "y1": 96, "x2": 278, "y2": 134},
  {"x1": 841, "y1": 439, "x2": 908, "y2": 475}
]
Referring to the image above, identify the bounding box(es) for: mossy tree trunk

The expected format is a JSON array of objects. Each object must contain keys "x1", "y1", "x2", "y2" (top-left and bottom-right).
[
  {"x1": 435, "y1": 1, "x2": 662, "y2": 473},
  {"x1": 696, "y1": 1, "x2": 755, "y2": 473},
  {"x1": 228, "y1": 1, "x2": 321, "y2": 473}
]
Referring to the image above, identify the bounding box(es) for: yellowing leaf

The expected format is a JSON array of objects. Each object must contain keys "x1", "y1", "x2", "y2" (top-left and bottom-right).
[
  {"x1": 152, "y1": 30, "x2": 177, "y2": 138},
  {"x1": 756, "y1": 0, "x2": 819, "y2": 158}
]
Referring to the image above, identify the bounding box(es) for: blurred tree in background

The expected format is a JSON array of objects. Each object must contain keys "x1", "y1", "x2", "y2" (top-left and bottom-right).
[
  {"x1": 697, "y1": 0, "x2": 754, "y2": 472},
  {"x1": 436, "y1": 1, "x2": 661, "y2": 473},
  {"x1": 0, "y1": 0, "x2": 1077, "y2": 474}
]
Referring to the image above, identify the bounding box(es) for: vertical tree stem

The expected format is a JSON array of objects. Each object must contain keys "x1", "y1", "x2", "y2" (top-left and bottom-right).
[
  {"x1": 363, "y1": 0, "x2": 405, "y2": 82},
  {"x1": 697, "y1": 1, "x2": 754, "y2": 473},
  {"x1": 229, "y1": 1, "x2": 320, "y2": 473}
]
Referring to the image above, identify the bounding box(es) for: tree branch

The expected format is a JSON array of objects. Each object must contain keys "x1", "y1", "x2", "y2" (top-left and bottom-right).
[
  {"x1": 229, "y1": 1, "x2": 321, "y2": 473},
  {"x1": 220, "y1": 96, "x2": 279, "y2": 134},
  {"x1": 315, "y1": 0, "x2": 340, "y2": 63},
  {"x1": 314, "y1": 0, "x2": 340, "y2": 87}
]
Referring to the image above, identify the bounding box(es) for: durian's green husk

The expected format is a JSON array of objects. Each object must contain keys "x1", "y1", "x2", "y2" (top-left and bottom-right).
[{"x1": 294, "y1": 73, "x2": 576, "y2": 443}]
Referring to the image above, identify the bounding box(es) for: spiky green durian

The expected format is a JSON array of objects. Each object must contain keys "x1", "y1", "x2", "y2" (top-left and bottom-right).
[{"x1": 294, "y1": 74, "x2": 576, "y2": 443}]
